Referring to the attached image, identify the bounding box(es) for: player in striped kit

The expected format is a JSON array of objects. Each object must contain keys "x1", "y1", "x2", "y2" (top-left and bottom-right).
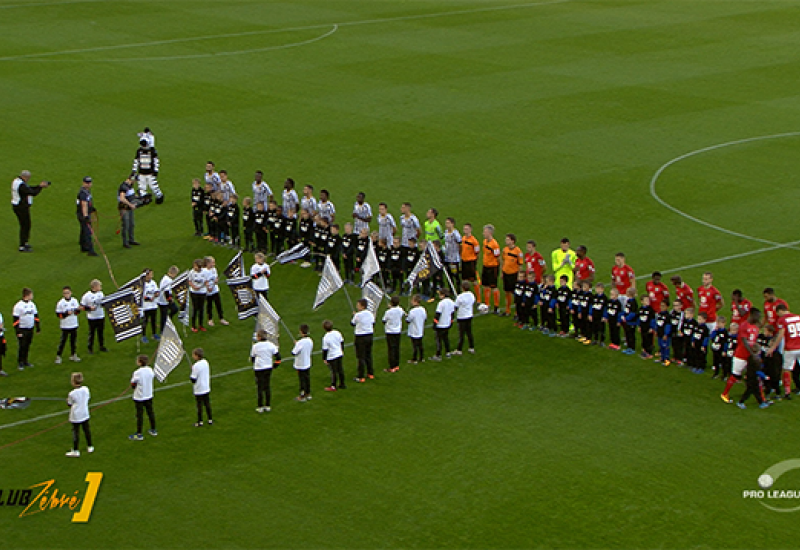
[
  {"x1": 131, "y1": 139, "x2": 164, "y2": 204},
  {"x1": 352, "y1": 192, "x2": 372, "y2": 234},
  {"x1": 55, "y1": 286, "x2": 81, "y2": 364}
]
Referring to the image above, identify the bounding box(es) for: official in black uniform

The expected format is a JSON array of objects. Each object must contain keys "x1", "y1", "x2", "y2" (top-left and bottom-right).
[
  {"x1": 76, "y1": 177, "x2": 97, "y2": 256},
  {"x1": 11, "y1": 170, "x2": 50, "y2": 252}
]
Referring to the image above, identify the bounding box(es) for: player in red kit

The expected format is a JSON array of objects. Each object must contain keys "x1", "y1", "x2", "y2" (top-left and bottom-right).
[
  {"x1": 611, "y1": 252, "x2": 635, "y2": 298},
  {"x1": 768, "y1": 304, "x2": 800, "y2": 400},
  {"x1": 574, "y1": 246, "x2": 595, "y2": 285},
  {"x1": 646, "y1": 272, "x2": 669, "y2": 310},
  {"x1": 729, "y1": 289, "x2": 751, "y2": 336},
  {"x1": 763, "y1": 287, "x2": 789, "y2": 331},
  {"x1": 721, "y1": 308, "x2": 762, "y2": 404},
  {"x1": 697, "y1": 272, "x2": 723, "y2": 330},
  {"x1": 524, "y1": 240, "x2": 546, "y2": 285},
  {"x1": 670, "y1": 275, "x2": 694, "y2": 311}
]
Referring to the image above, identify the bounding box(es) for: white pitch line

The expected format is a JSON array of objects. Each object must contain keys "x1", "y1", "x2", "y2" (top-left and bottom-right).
[
  {"x1": 649, "y1": 131, "x2": 800, "y2": 249},
  {"x1": 0, "y1": 0, "x2": 570, "y2": 61},
  {"x1": 634, "y1": 239, "x2": 800, "y2": 280}
]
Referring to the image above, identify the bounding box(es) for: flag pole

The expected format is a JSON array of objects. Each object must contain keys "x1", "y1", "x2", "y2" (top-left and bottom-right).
[{"x1": 341, "y1": 283, "x2": 356, "y2": 311}]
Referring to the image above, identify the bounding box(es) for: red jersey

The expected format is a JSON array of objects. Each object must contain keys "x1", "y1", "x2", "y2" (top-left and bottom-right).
[
  {"x1": 525, "y1": 252, "x2": 546, "y2": 284},
  {"x1": 645, "y1": 281, "x2": 670, "y2": 309},
  {"x1": 674, "y1": 283, "x2": 694, "y2": 311},
  {"x1": 734, "y1": 321, "x2": 760, "y2": 360},
  {"x1": 611, "y1": 265, "x2": 635, "y2": 295},
  {"x1": 764, "y1": 298, "x2": 789, "y2": 329},
  {"x1": 574, "y1": 257, "x2": 595, "y2": 283},
  {"x1": 697, "y1": 284, "x2": 723, "y2": 322},
  {"x1": 776, "y1": 313, "x2": 800, "y2": 351},
  {"x1": 730, "y1": 298, "x2": 752, "y2": 332}
]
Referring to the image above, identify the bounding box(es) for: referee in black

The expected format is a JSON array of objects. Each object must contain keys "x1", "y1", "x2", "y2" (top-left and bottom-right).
[
  {"x1": 77, "y1": 177, "x2": 98, "y2": 256},
  {"x1": 11, "y1": 170, "x2": 50, "y2": 252}
]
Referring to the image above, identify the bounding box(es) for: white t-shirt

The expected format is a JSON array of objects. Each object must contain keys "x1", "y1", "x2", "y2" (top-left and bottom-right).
[
  {"x1": 131, "y1": 366, "x2": 155, "y2": 401},
  {"x1": 352, "y1": 310, "x2": 375, "y2": 336},
  {"x1": 455, "y1": 291, "x2": 475, "y2": 320},
  {"x1": 191, "y1": 359, "x2": 211, "y2": 395},
  {"x1": 67, "y1": 386, "x2": 91, "y2": 423},
  {"x1": 142, "y1": 280, "x2": 159, "y2": 311},
  {"x1": 81, "y1": 290, "x2": 105, "y2": 320},
  {"x1": 189, "y1": 269, "x2": 207, "y2": 295},
  {"x1": 382, "y1": 306, "x2": 405, "y2": 335},
  {"x1": 13, "y1": 299, "x2": 37, "y2": 329},
  {"x1": 56, "y1": 297, "x2": 80, "y2": 330},
  {"x1": 204, "y1": 267, "x2": 219, "y2": 295},
  {"x1": 406, "y1": 306, "x2": 427, "y2": 338},
  {"x1": 251, "y1": 263, "x2": 270, "y2": 292},
  {"x1": 251, "y1": 341, "x2": 279, "y2": 370},
  {"x1": 292, "y1": 337, "x2": 313, "y2": 370},
  {"x1": 322, "y1": 330, "x2": 344, "y2": 360},
  {"x1": 156, "y1": 275, "x2": 173, "y2": 306},
  {"x1": 435, "y1": 298, "x2": 456, "y2": 329}
]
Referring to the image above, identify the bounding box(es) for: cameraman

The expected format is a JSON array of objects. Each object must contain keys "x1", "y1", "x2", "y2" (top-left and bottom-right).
[
  {"x1": 118, "y1": 177, "x2": 139, "y2": 249},
  {"x1": 77, "y1": 176, "x2": 98, "y2": 257},
  {"x1": 11, "y1": 170, "x2": 50, "y2": 253}
]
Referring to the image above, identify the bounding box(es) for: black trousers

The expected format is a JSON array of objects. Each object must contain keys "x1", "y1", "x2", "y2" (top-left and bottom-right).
[
  {"x1": 558, "y1": 307, "x2": 569, "y2": 333},
  {"x1": 386, "y1": 333, "x2": 401, "y2": 369},
  {"x1": 135, "y1": 398, "x2": 156, "y2": 433},
  {"x1": 57, "y1": 328, "x2": 77, "y2": 356},
  {"x1": 17, "y1": 328, "x2": 33, "y2": 366},
  {"x1": 195, "y1": 393, "x2": 212, "y2": 422},
  {"x1": 641, "y1": 330, "x2": 654, "y2": 355},
  {"x1": 71, "y1": 419, "x2": 92, "y2": 451},
  {"x1": 206, "y1": 292, "x2": 224, "y2": 321},
  {"x1": 672, "y1": 336, "x2": 685, "y2": 363},
  {"x1": 159, "y1": 303, "x2": 178, "y2": 333},
  {"x1": 255, "y1": 228, "x2": 267, "y2": 252},
  {"x1": 143, "y1": 309, "x2": 157, "y2": 336},
  {"x1": 623, "y1": 324, "x2": 636, "y2": 351},
  {"x1": 13, "y1": 205, "x2": 31, "y2": 247},
  {"x1": 255, "y1": 368, "x2": 272, "y2": 407},
  {"x1": 608, "y1": 319, "x2": 620, "y2": 346},
  {"x1": 457, "y1": 318, "x2": 474, "y2": 351},
  {"x1": 410, "y1": 337, "x2": 424, "y2": 362},
  {"x1": 435, "y1": 326, "x2": 451, "y2": 357},
  {"x1": 591, "y1": 319, "x2": 605, "y2": 343},
  {"x1": 327, "y1": 357, "x2": 345, "y2": 388},
  {"x1": 190, "y1": 293, "x2": 205, "y2": 328},
  {"x1": 78, "y1": 217, "x2": 94, "y2": 252},
  {"x1": 739, "y1": 367, "x2": 764, "y2": 405},
  {"x1": 355, "y1": 334, "x2": 374, "y2": 378},
  {"x1": 87, "y1": 318, "x2": 105, "y2": 351},
  {"x1": 193, "y1": 208, "x2": 203, "y2": 233},
  {"x1": 244, "y1": 229, "x2": 254, "y2": 251},
  {"x1": 297, "y1": 368, "x2": 311, "y2": 396}
]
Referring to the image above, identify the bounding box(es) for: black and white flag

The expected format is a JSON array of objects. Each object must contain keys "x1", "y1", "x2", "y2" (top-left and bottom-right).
[
  {"x1": 313, "y1": 256, "x2": 344, "y2": 310},
  {"x1": 360, "y1": 239, "x2": 380, "y2": 288},
  {"x1": 407, "y1": 242, "x2": 443, "y2": 287},
  {"x1": 223, "y1": 251, "x2": 244, "y2": 279},
  {"x1": 119, "y1": 274, "x2": 146, "y2": 308},
  {"x1": 362, "y1": 282, "x2": 384, "y2": 316},
  {"x1": 226, "y1": 276, "x2": 259, "y2": 319},
  {"x1": 101, "y1": 289, "x2": 142, "y2": 342},
  {"x1": 276, "y1": 242, "x2": 310, "y2": 264},
  {"x1": 257, "y1": 295, "x2": 281, "y2": 346},
  {"x1": 153, "y1": 318, "x2": 186, "y2": 382},
  {"x1": 170, "y1": 270, "x2": 191, "y2": 326}
]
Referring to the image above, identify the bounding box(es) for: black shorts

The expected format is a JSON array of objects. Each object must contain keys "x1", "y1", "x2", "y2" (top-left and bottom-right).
[
  {"x1": 462, "y1": 260, "x2": 476, "y2": 281},
  {"x1": 481, "y1": 265, "x2": 498, "y2": 288},
  {"x1": 503, "y1": 272, "x2": 517, "y2": 292}
]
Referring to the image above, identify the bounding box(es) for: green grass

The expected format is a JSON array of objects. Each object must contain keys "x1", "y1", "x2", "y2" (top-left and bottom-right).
[{"x1": 3, "y1": 0, "x2": 800, "y2": 547}]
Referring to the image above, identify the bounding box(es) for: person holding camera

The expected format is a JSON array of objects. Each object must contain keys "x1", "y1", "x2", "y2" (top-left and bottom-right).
[
  {"x1": 77, "y1": 176, "x2": 98, "y2": 257},
  {"x1": 11, "y1": 170, "x2": 50, "y2": 253},
  {"x1": 118, "y1": 178, "x2": 140, "y2": 248}
]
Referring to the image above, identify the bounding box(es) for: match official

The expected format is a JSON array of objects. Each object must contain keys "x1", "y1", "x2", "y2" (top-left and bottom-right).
[{"x1": 76, "y1": 177, "x2": 97, "y2": 256}]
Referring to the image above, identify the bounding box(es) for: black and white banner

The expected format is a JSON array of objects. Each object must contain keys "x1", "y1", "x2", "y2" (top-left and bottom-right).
[
  {"x1": 101, "y1": 289, "x2": 142, "y2": 343},
  {"x1": 313, "y1": 256, "x2": 344, "y2": 310},
  {"x1": 226, "y1": 276, "x2": 259, "y2": 319}
]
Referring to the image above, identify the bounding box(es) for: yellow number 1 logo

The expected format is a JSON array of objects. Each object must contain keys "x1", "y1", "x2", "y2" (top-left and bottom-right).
[{"x1": 71, "y1": 472, "x2": 103, "y2": 523}]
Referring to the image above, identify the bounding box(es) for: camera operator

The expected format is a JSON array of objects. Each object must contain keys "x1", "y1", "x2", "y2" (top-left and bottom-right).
[
  {"x1": 118, "y1": 177, "x2": 140, "y2": 249},
  {"x1": 77, "y1": 176, "x2": 98, "y2": 257},
  {"x1": 11, "y1": 170, "x2": 50, "y2": 253}
]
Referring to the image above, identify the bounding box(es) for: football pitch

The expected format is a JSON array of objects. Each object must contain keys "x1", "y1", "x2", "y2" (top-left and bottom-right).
[{"x1": 3, "y1": 0, "x2": 800, "y2": 547}]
